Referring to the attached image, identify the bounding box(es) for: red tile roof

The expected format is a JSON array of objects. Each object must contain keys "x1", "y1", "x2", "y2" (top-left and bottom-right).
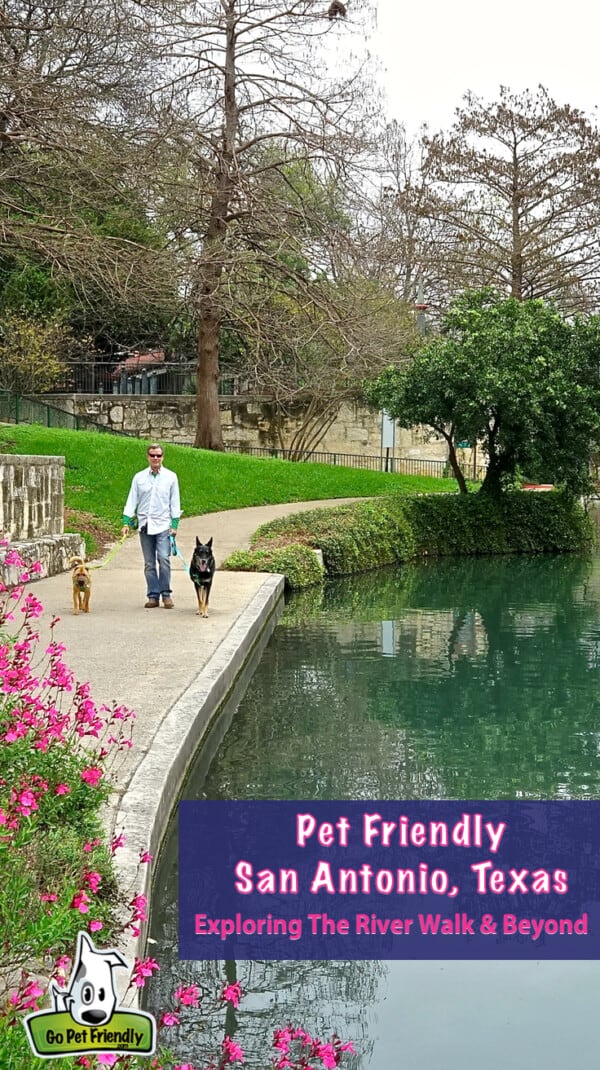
[{"x1": 112, "y1": 350, "x2": 165, "y2": 376}]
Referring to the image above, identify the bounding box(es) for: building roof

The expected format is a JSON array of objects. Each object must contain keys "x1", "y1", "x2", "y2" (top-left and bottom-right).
[{"x1": 112, "y1": 350, "x2": 165, "y2": 377}]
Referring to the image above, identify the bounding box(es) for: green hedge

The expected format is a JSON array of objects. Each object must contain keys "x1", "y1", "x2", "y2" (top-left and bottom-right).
[
  {"x1": 221, "y1": 491, "x2": 595, "y2": 589},
  {"x1": 223, "y1": 543, "x2": 325, "y2": 588}
]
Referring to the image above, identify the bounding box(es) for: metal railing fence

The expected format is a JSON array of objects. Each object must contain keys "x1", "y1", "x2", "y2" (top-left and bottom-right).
[
  {"x1": 224, "y1": 443, "x2": 489, "y2": 481},
  {"x1": 19, "y1": 362, "x2": 237, "y2": 396}
]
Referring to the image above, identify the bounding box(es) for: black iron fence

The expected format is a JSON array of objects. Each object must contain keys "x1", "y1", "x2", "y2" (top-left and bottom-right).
[
  {"x1": 224, "y1": 443, "x2": 489, "y2": 481},
  {"x1": 30, "y1": 362, "x2": 237, "y2": 396}
]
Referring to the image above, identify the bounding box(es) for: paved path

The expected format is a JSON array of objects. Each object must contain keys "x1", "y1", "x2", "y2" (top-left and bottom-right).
[{"x1": 29, "y1": 498, "x2": 358, "y2": 822}]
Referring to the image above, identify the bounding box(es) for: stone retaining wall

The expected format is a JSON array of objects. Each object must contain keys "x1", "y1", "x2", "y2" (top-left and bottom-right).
[
  {"x1": 0, "y1": 454, "x2": 84, "y2": 582},
  {"x1": 42, "y1": 395, "x2": 449, "y2": 461},
  {"x1": 0, "y1": 453, "x2": 65, "y2": 538}
]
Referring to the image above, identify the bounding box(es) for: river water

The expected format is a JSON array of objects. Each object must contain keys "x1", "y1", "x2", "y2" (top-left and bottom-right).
[{"x1": 147, "y1": 553, "x2": 600, "y2": 1068}]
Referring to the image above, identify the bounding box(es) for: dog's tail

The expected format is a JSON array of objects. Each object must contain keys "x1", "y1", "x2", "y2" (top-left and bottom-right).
[{"x1": 69, "y1": 555, "x2": 86, "y2": 568}]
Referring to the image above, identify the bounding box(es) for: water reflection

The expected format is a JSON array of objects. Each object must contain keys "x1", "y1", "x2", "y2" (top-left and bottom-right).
[{"x1": 147, "y1": 554, "x2": 600, "y2": 1068}]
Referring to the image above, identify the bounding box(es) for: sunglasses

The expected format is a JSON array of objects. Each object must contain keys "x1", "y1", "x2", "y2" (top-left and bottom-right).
[{"x1": 148, "y1": 453, "x2": 163, "y2": 458}]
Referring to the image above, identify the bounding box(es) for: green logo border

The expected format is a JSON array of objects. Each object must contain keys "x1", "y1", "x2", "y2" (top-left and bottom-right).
[{"x1": 24, "y1": 1008, "x2": 156, "y2": 1059}]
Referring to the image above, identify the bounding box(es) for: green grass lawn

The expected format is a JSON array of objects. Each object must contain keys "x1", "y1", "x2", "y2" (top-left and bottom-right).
[{"x1": 0, "y1": 423, "x2": 457, "y2": 552}]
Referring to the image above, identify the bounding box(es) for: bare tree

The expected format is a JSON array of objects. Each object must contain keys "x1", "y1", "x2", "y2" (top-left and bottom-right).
[
  {"x1": 229, "y1": 264, "x2": 419, "y2": 456},
  {"x1": 423, "y1": 86, "x2": 600, "y2": 310},
  {"x1": 149, "y1": 0, "x2": 376, "y2": 449},
  {"x1": 0, "y1": 1, "x2": 180, "y2": 336}
]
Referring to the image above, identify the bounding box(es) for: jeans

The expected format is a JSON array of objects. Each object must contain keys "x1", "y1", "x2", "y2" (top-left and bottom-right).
[{"x1": 139, "y1": 529, "x2": 172, "y2": 599}]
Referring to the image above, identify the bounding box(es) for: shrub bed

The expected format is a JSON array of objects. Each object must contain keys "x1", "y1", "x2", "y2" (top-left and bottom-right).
[
  {"x1": 224, "y1": 543, "x2": 325, "y2": 588},
  {"x1": 222, "y1": 491, "x2": 594, "y2": 588}
]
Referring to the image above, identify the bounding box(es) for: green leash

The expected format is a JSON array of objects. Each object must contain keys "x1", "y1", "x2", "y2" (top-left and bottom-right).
[
  {"x1": 88, "y1": 533, "x2": 129, "y2": 570},
  {"x1": 170, "y1": 534, "x2": 190, "y2": 575}
]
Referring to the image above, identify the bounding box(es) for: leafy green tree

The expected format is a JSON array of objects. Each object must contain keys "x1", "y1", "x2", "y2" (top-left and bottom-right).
[
  {"x1": 0, "y1": 314, "x2": 91, "y2": 393},
  {"x1": 365, "y1": 289, "x2": 600, "y2": 496}
]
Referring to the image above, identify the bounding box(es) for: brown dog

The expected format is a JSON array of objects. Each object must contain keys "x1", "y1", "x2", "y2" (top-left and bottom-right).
[{"x1": 69, "y1": 556, "x2": 92, "y2": 615}]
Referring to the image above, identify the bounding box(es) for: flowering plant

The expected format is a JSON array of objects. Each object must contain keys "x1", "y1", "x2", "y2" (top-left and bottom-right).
[{"x1": 0, "y1": 546, "x2": 355, "y2": 1070}]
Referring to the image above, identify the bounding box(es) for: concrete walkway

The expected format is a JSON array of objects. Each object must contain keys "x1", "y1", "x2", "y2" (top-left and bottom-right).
[
  {"x1": 27, "y1": 497, "x2": 357, "y2": 972},
  {"x1": 32, "y1": 499, "x2": 357, "y2": 805}
]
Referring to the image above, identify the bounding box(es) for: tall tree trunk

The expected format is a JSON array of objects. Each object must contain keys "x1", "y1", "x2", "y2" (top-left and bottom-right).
[
  {"x1": 195, "y1": 235, "x2": 226, "y2": 450},
  {"x1": 194, "y1": 0, "x2": 237, "y2": 450},
  {"x1": 510, "y1": 145, "x2": 523, "y2": 300}
]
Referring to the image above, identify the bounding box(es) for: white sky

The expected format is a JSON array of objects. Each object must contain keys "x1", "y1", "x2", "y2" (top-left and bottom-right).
[{"x1": 370, "y1": 0, "x2": 600, "y2": 134}]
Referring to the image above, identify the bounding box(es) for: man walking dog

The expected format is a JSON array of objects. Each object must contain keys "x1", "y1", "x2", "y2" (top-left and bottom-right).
[{"x1": 121, "y1": 444, "x2": 181, "y2": 609}]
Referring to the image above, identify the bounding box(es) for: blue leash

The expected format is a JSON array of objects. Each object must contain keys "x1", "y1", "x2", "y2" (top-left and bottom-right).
[{"x1": 170, "y1": 534, "x2": 190, "y2": 575}]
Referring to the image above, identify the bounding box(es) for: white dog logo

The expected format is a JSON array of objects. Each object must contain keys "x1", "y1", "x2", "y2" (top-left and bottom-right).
[{"x1": 49, "y1": 932, "x2": 128, "y2": 1026}]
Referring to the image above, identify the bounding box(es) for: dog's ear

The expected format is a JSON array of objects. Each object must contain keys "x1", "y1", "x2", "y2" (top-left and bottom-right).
[
  {"x1": 195, "y1": 537, "x2": 201, "y2": 547},
  {"x1": 207, "y1": 537, "x2": 213, "y2": 549}
]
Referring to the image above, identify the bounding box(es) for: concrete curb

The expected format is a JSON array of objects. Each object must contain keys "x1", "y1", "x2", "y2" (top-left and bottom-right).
[{"x1": 112, "y1": 572, "x2": 285, "y2": 991}]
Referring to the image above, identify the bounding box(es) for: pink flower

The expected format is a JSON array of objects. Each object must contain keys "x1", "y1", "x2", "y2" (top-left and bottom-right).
[
  {"x1": 130, "y1": 893, "x2": 148, "y2": 920},
  {"x1": 4, "y1": 549, "x2": 24, "y2": 567},
  {"x1": 84, "y1": 871, "x2": 102, "y2": 893},
  {"x1": 315, "y1": 1042, "x2": 337, "y2": 1069},
  {"x1": 83, "y1": 838, "x2": 101, "y2": 853},
  {"x1": 174, "y1": 1065, "x2": 197, "y2": 1070},
  {"x1": 160, "y1": 1011, "x2": 180, "y2": 1027},
  {"x1": 9, "y1": 979, "x2": 45, "y2": 1011},
  {"x1": 111, "y1": 832, "x2": 126, "y2": 852},
  {"x1": 89, "y1": 920, "x2": 103, "y2": 932},
  {"x1": 97, "y1": 1056, "x2": 117, "y2": 1066},
  {"x1": 174, "y1": 984, "x2": 200, "y2": 1007},
  {"x1": 81, "y1": 766, "x2": 103, "y2": 787},
  {"x1": 53, "y1": 955, "x2": 71, "y2": 985},
  {"x1": 22, "y1": 592, "x2": 43, "y2": 618},
  {"x1": 139, "y1": 850, "x2": 153, "y2": 864},
  {"x1": 221, "y1": 981, "x2": 242, "y2": 1008},
  {"x1": 41, "y1": 892, "x2": 58, "y2": 902},
  {"x1": 273, "y1": 1027, "x2": 293, "y2": 1052},
  {"x1": 71, "y1": 890, "x2": 91, "y2": 914},
  {"x1": 131, "y1": 957, "x2": 159, "y2": 987},
  {"x1": 55, "y1": 783, "x2": 71, "y2": 795},
  {"x1": 222, "y1": 1037, "x2": 244, "y2": 1064},
  {"x1": 16, "y1": 789, "x2": 38, "y2": 815}
]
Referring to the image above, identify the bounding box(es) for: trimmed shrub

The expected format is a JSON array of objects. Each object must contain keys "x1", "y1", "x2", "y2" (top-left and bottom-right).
[
  {"x1": 222, "y1": 492, "x2": 594, "y2": 588},
  {"x1": 223, "y1": 543, "x2": 325, "y2": 589},
  {"x1": 402, "y1": 490, "x2": 594, "y2": 556}
]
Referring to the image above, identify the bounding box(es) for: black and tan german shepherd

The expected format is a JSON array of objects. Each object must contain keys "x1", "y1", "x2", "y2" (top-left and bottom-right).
[{"x1": 189, "y1": 537, "x2": 215, "y2": 618}]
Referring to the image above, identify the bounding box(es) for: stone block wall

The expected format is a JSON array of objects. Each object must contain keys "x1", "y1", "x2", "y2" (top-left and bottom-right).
[
  {"x1": 44, "y1": 395, "x2": 449, "y2": 461},
  {"x1": 0, "y1": 454, "x2": 84, "y2": 583},
  {"x1": 0, "y1": 453, "x2": 65, "y2": 539}
]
